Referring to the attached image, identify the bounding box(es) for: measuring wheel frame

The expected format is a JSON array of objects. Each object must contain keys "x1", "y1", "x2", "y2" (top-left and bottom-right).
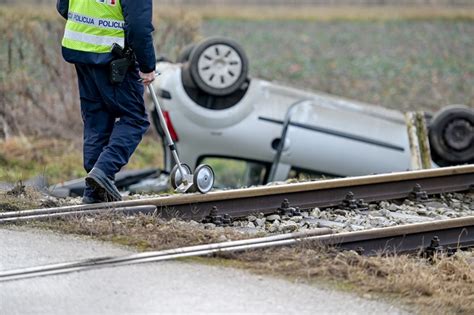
[{"x1": 148, "y1": 84, "x2": 216, "y2": 194}]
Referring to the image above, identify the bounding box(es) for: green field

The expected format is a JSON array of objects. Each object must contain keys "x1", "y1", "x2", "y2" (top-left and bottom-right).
[{"x1": 202, "y1": 19, "x2": 474, "y2": 113}]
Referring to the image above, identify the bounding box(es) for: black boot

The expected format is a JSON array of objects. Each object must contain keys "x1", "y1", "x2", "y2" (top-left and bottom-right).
[{"x1": 85, "y1": 168, "x2": 122, "y2": 202}]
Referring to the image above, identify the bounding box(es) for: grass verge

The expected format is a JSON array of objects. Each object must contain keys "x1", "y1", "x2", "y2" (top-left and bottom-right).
[
  {"x1": 0, "y1": 186, "x2": 42, "y2": 211},
  {"x1": 32, "y1": 214, "x2": 249, "y2": 251}
]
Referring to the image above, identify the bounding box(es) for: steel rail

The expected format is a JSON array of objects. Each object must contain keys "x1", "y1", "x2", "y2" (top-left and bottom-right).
[
  {"x1": 0, "y1": 217, "x2": 472, "y2": 282},
  {"x1": 1, "y1": 165, "x2": 472, "y2": 223},
  {"x1": 315, "y1": 215, "x2": 474, "y2": 254},
  {"x1": 0, "y1": 228, "x2": 333, "y2": 282},
  {"x1": 0, "y1": 205, "x2": 158, "y2": 224}
]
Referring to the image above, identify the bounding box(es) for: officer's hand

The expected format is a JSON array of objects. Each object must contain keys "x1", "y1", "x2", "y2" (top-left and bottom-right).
[{"x1": 139, "y1": 71, "x2": 156, "y2": 86}]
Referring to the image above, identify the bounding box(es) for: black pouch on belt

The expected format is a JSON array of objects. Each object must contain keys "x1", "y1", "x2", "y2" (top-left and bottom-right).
[
  {"x1": 109, "y1": 43, "x2": 133, "y2": 84},
  {"x1": 110, "y1": 57, "x2": 131, "y2": 84}
]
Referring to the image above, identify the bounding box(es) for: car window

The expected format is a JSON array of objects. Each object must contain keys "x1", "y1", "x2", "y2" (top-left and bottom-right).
[
  {"x1": 288, "y1": 167, "x2": 339, "y2": 182},
  {"x1": 199, "y1": 157, "x2": 268, "y2": 188}
]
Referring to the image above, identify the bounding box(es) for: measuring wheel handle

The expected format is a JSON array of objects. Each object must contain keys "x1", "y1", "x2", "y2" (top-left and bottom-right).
[
  {"x1": 170, "y1": 163, "x2": 192, "y2": 189},
  {"x1": 193, "y1": 164, "x2": 215, "y2": 194}
]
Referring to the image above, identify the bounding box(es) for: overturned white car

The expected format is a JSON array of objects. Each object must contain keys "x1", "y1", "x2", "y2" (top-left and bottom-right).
[{"x1": 149, "y1": 37, "x2": 473, "y2": 188}]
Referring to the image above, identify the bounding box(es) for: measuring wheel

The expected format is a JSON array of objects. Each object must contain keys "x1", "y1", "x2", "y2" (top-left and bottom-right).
[
  {"x1": 170, "y1": 163, "x2": 192, "y2": 189},
  {"x1": 192, "y1": 164, "x2": 215, "y2": 194}
]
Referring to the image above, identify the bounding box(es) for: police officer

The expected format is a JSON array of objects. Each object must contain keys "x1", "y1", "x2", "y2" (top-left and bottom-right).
[{"x1": 56, "y1": 0, "x2": 156, "y2": 203}]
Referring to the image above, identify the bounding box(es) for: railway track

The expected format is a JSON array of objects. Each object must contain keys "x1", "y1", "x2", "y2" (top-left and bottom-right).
[
  {"x1": 1, "y1": 165, "x2": 472, "y2": 281},
  {"x1": 1, "y1": 216, "x2": 472, "y2": 282},
  {"x1": 1, "y1": 165, "x2": 472, "y2": 224}
]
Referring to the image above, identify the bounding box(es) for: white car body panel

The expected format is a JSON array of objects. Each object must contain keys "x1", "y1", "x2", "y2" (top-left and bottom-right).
[{"x1": 152, "y1": 63, "x2": 413, "y2": 178}]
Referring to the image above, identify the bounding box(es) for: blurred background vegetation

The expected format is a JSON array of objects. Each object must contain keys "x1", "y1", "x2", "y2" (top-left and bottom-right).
[{"x1": 0, "y1": 0, "x2": 473, "y2": 183}]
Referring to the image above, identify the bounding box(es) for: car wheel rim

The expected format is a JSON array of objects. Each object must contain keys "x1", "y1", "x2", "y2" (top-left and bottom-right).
[
  {"x1": 443, "y1": 119, "x2": 472, "y2": 151},
  {"x1": 197, "y1": 44, "x2": 243, "y2": 90}
]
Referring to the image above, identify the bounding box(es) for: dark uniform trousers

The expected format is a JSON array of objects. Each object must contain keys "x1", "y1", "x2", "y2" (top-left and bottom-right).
[{"x1": 75, "y1": 64, "x2": 150, "y2": 197}]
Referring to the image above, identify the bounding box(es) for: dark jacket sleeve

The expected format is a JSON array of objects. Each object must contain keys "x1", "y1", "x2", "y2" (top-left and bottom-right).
[
  {"x1": 122, "y1": 0, "x2": 156, "y2": 73},
  {"x1": 56, "y1": 0, "x2": 69, "y2": 19}
]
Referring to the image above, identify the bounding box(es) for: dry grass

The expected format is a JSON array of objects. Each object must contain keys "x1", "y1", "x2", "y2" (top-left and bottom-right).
[
  {"x1": 34, "y1": 214, "x2": 249, "y2": 251},
  {"x1": 0, "y1": 135, "x2": 163, "y2": 184},
  {"x1": 0, "y1": 136, "x2": 83, "y2": 184},
  {"x1": 0, "y1": 7, "x2": 79, "y2": 139},
  {"x1": 0, "y1": 184, "x2": 43, "y2": 211},
  {"x1": 27, "y1": 213, "x2": 474, "y2": 314},
  {"x1": 0, "y1": 6, "x2": 201, "y2": 140}
]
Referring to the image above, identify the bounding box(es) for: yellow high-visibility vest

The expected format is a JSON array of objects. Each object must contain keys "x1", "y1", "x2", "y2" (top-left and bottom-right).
[{"x1": 62, "y1": 0, "x2": 125, "y2": 54}]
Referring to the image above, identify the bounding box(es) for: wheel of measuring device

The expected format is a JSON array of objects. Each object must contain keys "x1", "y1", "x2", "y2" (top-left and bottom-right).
[
  {"x1": 188, "y1": 37, "x2": 249, "y2": 96},
  {"x1": 192, "y1": 164, "x2": 215, "y2": 194},
  {"x1": 170, "y1": 163, "x2": 192, "y2": 189}
]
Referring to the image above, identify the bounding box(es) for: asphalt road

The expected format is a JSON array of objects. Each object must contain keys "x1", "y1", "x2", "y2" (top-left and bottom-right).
[{"x1": 0, "y1": 227, "x2": 409, "y2": 315}]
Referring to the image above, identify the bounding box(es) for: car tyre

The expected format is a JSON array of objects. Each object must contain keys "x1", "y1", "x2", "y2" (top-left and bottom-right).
[
  {"x1": 176, "y1": 43, "x2": 195, "y2": 63},
  {"x1": 189, "y1": 37, "x2": 249, "y2": 96},
  {"x1": 428, "y1": 105, "x2": 474, "y2": 166},
  {"x1": 181, "y1": 63, "x2": 197, "y2": 88}
]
